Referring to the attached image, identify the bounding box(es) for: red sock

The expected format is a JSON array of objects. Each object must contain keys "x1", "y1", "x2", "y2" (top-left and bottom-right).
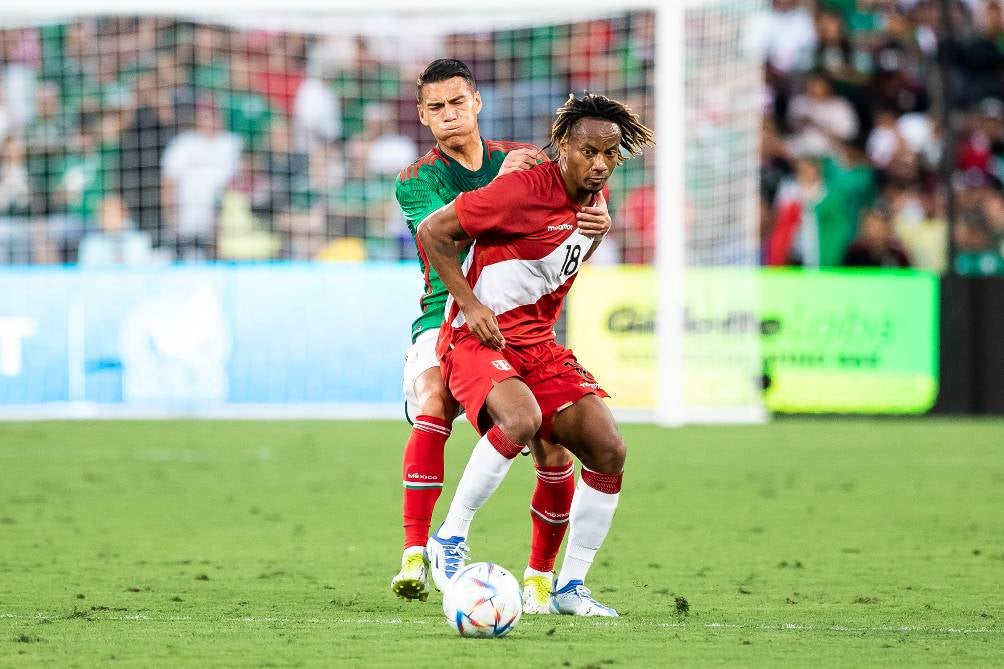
[
  {"x1": 486, "y1": 425, "x2": 525, "y2": 459},
  {"x1": 528, "y1": 462, "x2": 575, "y2": 572},
  {"x1": 581, "y1": 467, "x2": 623, "y2": 494},
  {"x1": 402, "y1": 415, "x2": 450, "y2": 550}
]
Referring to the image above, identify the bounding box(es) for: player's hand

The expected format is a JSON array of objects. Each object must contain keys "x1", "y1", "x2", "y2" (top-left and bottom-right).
[
  {"x1": 577, "y1": 192, "x2": 610, "y2": 239},
  {"x1": 462, "y1": 300, "x2": 506, "y2": 350},
  {"x1": 496, "y1": 148, "x2": 545, "y2": 178}
]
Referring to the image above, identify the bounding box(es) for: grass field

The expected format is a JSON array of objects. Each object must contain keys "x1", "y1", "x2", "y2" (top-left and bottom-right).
[{"x1": 1, "y1": 418, "x2": 1002, "y2": 667}]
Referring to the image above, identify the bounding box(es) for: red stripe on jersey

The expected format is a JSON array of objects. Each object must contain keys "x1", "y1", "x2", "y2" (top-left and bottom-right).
[
  {"x1": 439, "y1": 274, "x2": 575, "y2": 354},
  {"x1": 437, "y1": 161, "x2": 609, "y2": 357},
  {"x1": 456, "y1": 223, "x2": 579, "y2": 305},
  {"x1": 438, "y1": 231, "x2": 586, "y2": 353},
  {"x1": 399, "y1": 150, "x2": 445, "y2": 183},
  {"x1": 470, "y1": 226, "x2": 573, "y2": 271},
  {"x1": 492, "y1": 278, "x2": 575, "y2": 344},
  {"x1": 419, "y1": 149, "x2": 443, "y2": 167}
]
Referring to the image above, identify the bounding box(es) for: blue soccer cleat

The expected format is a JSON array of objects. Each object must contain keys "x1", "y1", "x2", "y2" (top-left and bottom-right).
[
  {"x1": 425, "y1": 530, "x2": 471, "y2": 592},
  {"x1": 549, "y1": 579, "x2": 618, "y2": 617}
]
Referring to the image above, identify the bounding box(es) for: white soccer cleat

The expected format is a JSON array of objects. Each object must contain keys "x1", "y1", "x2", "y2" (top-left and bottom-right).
[
  {"x1": 425, "y1": 530, "x2": 471, "y2": 592},
  {"x1": 391, "y1": 548, "x2": 430, "y2": 602},
  {"x1": 522, "y1": 570, "x2": 554, "y2": 614},
  {"x1": 549, "y1": 579, "x2": 618, "y2": 617}
]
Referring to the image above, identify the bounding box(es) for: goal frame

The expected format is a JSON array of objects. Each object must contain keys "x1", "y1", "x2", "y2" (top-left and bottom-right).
[{"x1": 3, "y1": 0, "x2": 765, "y2": 424}]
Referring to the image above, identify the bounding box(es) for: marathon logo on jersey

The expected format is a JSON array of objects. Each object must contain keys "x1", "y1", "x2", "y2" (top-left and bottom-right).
[
  {"x1": 547, "y1": 223, "x2": 575, "y2": 232},
  {"x1": 580, "y1": 381, "x2": 600, "y2": 389},
  {"x1": 491, "y1": 359, "x2": 513, "y2": 371}
]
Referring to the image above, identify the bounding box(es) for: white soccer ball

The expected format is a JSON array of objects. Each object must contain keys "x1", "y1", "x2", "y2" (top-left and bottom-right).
[{"x1": 442, "y1": 562, "x2": 522, "y2": 638}]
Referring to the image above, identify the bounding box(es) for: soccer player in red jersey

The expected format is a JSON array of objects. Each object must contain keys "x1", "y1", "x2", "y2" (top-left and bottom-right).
[
  {"x1": 417, "y1": 93, "x2": 654, "y2": 616},
  {"x1": 392, "y1": 60, "x2": 612, "y2": 611}
]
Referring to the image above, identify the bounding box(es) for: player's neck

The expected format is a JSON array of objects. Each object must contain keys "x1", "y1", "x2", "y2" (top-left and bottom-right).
[{"x1": 438, "y1": 136, "x2": 484, "y2": 171}]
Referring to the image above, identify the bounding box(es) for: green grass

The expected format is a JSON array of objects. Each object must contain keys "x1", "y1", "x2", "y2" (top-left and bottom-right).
[{"x1": 0, "y1": 419, "x2": 1002, "y2": 667}]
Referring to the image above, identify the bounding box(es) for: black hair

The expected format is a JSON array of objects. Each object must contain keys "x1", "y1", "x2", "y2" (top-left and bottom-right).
[
  {"x1": 548, "y1": 93, "x2": 654, "y2": 163},
  {"x1": 416, "y1": 59, "x2": 477, "y2": 100}
]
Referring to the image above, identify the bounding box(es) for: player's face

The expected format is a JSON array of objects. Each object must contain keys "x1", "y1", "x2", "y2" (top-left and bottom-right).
[
  {"x1": 559, "y1": 118, "x2": 622, "y2": 197},
  {"x1": 418, "y1": 77, "x2": 483, "y2": 150}
]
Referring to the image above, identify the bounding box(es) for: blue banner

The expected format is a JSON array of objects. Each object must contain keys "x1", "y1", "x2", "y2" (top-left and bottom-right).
[{"x1": 0, "y1": 263, "x2": 421, "y2": 410}]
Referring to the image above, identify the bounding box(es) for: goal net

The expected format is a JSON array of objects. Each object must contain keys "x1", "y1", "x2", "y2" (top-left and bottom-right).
[
  {"x1": 0, "y1": 0, "x2": 764, "y2": 422},
  {"x1": 659, "y1": 0, "x2": 767, "y2": 424}
]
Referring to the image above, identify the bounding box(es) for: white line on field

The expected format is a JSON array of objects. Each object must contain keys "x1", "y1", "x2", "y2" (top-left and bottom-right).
[
  {"x1": 3, "y1": 612, "x2": 1000, "y2": 635},
  {"x1": 675, "y1": 622, "x2": 998, "y2": 635}
]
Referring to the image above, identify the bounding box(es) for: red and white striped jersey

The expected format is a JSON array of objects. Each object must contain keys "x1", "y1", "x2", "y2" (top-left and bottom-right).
[{"x1": 434, "y1": 160, "x2": 609, "y2": 357}]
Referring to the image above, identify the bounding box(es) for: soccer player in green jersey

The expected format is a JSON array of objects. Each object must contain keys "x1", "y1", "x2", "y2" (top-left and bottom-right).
[{"x1": 392, "y1": 59, "x2": 612, "y2": 610}]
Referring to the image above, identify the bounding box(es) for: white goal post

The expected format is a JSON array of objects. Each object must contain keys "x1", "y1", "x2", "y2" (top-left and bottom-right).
[{"x1": 658, "y1": 0, "x2": 768, "y2": 425}]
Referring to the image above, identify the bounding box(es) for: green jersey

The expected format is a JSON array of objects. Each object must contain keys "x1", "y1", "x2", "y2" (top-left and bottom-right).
[{"x1": 396, "y1": 139, "x2": 538, "y2": 342}]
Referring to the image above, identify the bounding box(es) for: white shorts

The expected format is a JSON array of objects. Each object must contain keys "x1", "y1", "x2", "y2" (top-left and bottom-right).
[{"x1": 402, "y1": 329, "x2": 442, "y2": 423}]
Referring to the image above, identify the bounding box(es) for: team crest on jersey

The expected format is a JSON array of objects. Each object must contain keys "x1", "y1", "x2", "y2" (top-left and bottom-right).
[{"x1": 491, "y1": 359, "x2": 513, "y2": 371}]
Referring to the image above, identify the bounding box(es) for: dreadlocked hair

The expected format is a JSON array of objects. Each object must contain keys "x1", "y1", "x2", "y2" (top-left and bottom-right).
[{"x1": 547, "y1": 93, "x2": 654, "y2": 164}]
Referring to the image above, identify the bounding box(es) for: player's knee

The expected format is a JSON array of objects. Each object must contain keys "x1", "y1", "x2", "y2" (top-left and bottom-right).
[
  {"x1": 415, "y1": 370, "x2": 455, "y2": 420},
  {"x1": 418, "y1": 389, "x2": 456, "y2": 421},
  {"x1": 550, "y1": 447, "x2": 574, "y2": 468},
  {"x1": 497, "y1": 404, "x2": 541, "y2": 445},
  {"x1": 592, "y1": 432, "x2": 627, "y2": 473},
  {"x1": 533, "y1": 441, "x2": 573, "y2": 468}
]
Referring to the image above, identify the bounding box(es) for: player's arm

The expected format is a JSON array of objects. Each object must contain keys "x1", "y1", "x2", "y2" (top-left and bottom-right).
[
  {"x1": 578, "y1": 192, "x2": 611, "y2": 262},
  {"x1": 396, "y1": 176, "x2": 472, "y2": 253},
  {"x1": 417, "y1": 204, "x2": 505, "y2": 350},
  {"x1": 396, "y1": 176, "x2": 448, "y2": 236}
]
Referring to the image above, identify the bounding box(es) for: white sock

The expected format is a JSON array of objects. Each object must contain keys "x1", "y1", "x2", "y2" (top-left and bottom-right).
[
  {"x1": 437, "y1": 432, "x2": 516, "y2": 539},
  {"x1": 555, "y1": 477, "x2": 620, "y2": 590},
  {"x1": 524, "y1": 566, "x2": 552, "y2": 579},
  {"x1": 403, "y1": 545, "x2": 424, "y2": 558}
]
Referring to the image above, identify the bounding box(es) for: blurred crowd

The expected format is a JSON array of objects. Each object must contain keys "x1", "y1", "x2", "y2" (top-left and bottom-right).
[
  {"x1": 0, "y1": 3, "x2": 1002, "y2": 274},
  {"x1": 0, "y1": 15, "x2": 654, "y2": 265},
  {"x1": 756, "y1": 0, "x2": 1004, "y2": 274}
]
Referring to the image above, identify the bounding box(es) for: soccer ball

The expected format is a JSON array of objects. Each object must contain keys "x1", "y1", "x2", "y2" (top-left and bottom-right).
[{"x1": 442, "y1": 562, "x2": 522, "y2": 638}]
